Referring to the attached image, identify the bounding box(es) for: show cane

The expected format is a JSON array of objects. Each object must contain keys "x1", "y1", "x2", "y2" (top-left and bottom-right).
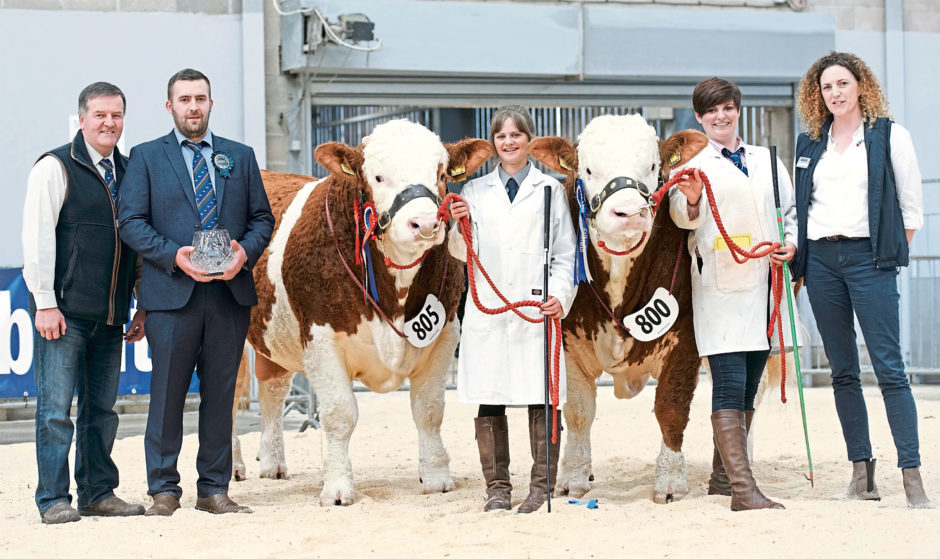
[
  {"x1": 543, "y1": 182, "x2": 553, "y2": 513},
  {"x1": 770, "y1": 146, "x2": 814, "y2": 487}
]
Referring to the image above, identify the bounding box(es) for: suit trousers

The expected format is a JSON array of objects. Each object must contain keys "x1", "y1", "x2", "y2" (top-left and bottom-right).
[
  {"x1": 144, "y1": 281, "x2": 250, "y2": 498},
  {"x1": 805, "y1": 238, "x2": 920, "y2": 468}
]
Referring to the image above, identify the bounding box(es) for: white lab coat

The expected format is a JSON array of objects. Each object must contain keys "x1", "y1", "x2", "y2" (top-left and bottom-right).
[
  {"x1": 669, "y1": 143, "x2": 800, "y2": 357},
  {"x1": 449, "y1": 165, "x2": 578, "y2": 405}
]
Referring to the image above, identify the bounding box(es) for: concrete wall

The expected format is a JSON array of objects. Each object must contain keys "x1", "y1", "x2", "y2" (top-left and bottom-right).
[{"x1": 0, "y1": 2, "x2": 265, "y2": 267}]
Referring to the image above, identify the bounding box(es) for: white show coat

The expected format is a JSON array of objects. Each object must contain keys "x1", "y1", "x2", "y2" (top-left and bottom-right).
[
  {"x1": 669, "y1": 144, "x2": 800, "y2": 357},
  {"x1": 449, "y1": 165, "x2": 578, "y2": 405}
]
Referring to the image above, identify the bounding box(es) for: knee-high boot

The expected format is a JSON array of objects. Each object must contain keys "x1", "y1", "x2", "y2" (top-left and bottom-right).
[
  {"x1": 711, "y1": 410, "x2": 784, "y2": 511},
  {"x1": 474, "y1": 416, "x2": 511, "y2": 511},
  {"x1": 518, "y1": 407, "x2": 562, "y2": 514},
  {"x1": 708, "y1": 410, "x2": 755, "y2": 496}
]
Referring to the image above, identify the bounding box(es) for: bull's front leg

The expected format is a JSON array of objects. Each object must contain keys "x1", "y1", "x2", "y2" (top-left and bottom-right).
[
  {"x1": 256, "y1": 366, "x2": 292, "y2": 479},
  {"x1": 408, "y1": 321, "x2": 457, "y2": 494},
  {"x1": 651, "y1": 355, "x2": 698, "y2": 504},
  {"x1": 557, "y1": 358, "x2": 598, "y2": 499},
  {"x1": 304, "y1": 339, "x2": 358, "y2": 506}
]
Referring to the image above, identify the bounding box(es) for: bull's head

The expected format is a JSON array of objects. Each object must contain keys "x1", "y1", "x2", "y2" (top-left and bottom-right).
[
  {"x1": 316, "y1": 120, "x2": 491, "y2": 267},
  {"x1": 531, "y1": 114, "x2": 661, "y2": 257}
]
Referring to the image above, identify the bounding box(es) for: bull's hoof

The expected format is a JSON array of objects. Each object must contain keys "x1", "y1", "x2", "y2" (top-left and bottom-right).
[
  {"x1": 420, "y1": 473, "x2": 456, "y2": 495},
  {"x1": 320, "y1": 479, "x2": 355, "y2": 506},
  {"x1": 557, "y1": 475, "x2": 591, "y2": 499},
  {"x1": 259, "y1": 462, "x2": 289, "y2": 480},
  {"x1": 232, "y1": 463, "x2": 247, "y2": 481},
  {"x1": 653, "y1": 442, "x2": 689, "y2": 505},
  {"x1": 653, "y1": 489, "x2": 683, "y2": 505}
]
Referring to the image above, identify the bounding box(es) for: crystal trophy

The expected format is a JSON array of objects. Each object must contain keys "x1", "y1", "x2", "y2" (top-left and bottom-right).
[{"x1": 191, "y1": 229, "x2": 234, "y2": 276}]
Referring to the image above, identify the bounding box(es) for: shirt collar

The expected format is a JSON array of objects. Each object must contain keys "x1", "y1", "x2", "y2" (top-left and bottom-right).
[
  {"x1": 709, "y1": 136, "x2": 745, "y2": 155},
  {"x1": 826, "y1": 121, "x2": 865, "y2": 149},
  {"x1": 174, "y1": 128, "x2": 214, "y2": 148},
  {"x1": 83, "y1": 138, "x2": 110, "y2": 168},
  {"x1": 497, "y1": 162, "x2": 531, "y2": 188}
]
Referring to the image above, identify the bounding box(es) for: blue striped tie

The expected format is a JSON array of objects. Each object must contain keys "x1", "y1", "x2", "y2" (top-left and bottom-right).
[
  {"x1": 183, "y1": 140, "x2": 219, "y2": 230},
  {"x1": 721, "y1": 147, "x2": 748, "y2": 177},
  {"x1": 99, "y1": 158, "x2": 118, "y2": 202}
]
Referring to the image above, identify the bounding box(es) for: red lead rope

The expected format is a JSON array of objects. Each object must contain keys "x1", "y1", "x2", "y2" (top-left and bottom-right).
[
  {"x1": 437, "y1": 194, "x2": 562, "y2": 442},
  {"x1": 662, "y1": 169, "x2": 788, "y2": 403}
]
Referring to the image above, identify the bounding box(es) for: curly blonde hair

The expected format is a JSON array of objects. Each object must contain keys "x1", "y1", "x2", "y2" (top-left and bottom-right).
[{"x1": 796, "y1": 51, "x2": 890, "y2": 140}]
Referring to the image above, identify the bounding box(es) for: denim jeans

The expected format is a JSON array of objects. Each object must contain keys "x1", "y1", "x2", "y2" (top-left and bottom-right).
[
  {"x1": 33, "y1": 314, "x2": 124, "y2": 515},
  {"x1": 707, "y1": 350, "x2": 770, "y2": 412},
  {"x1": 806, "y1": 238, "x2": 920, "y2": 468}
]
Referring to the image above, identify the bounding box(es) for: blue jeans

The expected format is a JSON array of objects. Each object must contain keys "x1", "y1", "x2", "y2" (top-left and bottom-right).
[
  {"x1": 707, "y1": 350, "x2": 770, "y2": 412},
  {"x1": 33, "y1": 314, "x2": 124, "y2": 515},
  {"x1": 806, "y1": 238, "x2": 920, "y2": 468}
]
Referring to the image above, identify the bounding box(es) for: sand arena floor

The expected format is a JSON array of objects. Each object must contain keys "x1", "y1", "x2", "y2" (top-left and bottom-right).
[{"x1": 1, "y1": 379, "x2": 938, "y2": 558}]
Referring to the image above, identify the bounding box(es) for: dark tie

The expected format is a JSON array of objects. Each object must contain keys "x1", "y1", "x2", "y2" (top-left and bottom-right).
[
  {"x1": 721, "y1": 147, "x2": 748, "y2": 177},
  {"x1": 183, "y1": 140, "x2": 219, "y2": 230},
  {"x1": 506, "y1": 177, "x2": 519, "y2": 202},
  {"x1": 99, "y1": 158, "x2": 118, "y2": 202}
]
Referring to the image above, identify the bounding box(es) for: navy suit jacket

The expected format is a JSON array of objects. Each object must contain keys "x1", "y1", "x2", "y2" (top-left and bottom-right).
[{"x1": 118, "y1": 130, "x2": 274, "y2": 311}]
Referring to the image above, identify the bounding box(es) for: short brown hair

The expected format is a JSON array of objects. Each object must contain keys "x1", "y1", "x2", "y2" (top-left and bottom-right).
[
  {"x1": 167, "y1": 68, "x2": 211, "y2": 100},
  {"x1": 692, "y1": 77, "x2": 741, "y2": 116},
  {"x1": 489, "y1": 105, "x2": 535, "y2": 144},
  {"x1": 796, "y1": 51, "x2": 889, "y2": 140}
]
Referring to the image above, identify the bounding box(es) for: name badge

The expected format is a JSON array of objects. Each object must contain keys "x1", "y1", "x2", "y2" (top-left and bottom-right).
[
  {"x1": 622, "y1": 287, "x2": 679, "y2": 342},
  {"x1": 714, "y1": 233, "x2": 752, "y2": 250},
  {"x1": 796, "y1": 157, "x2": 812, "y2": 169},
  {"x1": 405, "y1": 294, "x2": 446, "y2": 348}
]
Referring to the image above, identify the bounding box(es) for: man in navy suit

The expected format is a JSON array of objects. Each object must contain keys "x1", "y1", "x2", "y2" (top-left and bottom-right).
[{"x1": 118, "y1": 69, "x2": 274, "y2": 516}]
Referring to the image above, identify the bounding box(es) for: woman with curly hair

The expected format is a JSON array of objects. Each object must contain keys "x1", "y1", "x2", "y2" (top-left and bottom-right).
[{"x1": 792, "y1": 51, "x2": 933, "y2": 509}]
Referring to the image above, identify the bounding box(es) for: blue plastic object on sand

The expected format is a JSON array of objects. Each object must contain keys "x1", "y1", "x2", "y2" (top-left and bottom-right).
[{"x1": 567, "y1": 499, "x2": 598, "y2": 509}]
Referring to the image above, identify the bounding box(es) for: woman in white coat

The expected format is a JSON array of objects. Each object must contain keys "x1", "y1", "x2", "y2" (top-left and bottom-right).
[
  {"x1": 670, "y1": 78, "x2": 797, "y2": 511},
  {"x1": 449, "y1": 106, "x2": 577, "y2": 513}
]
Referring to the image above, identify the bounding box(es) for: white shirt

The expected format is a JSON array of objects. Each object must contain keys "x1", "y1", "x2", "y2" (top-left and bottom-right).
[
  {"x1": 807, "y1": 122, "x2": 924, "y2": 240},
  {"x1": 21, "y1": 139, "x2": 113, "y2": 309}
]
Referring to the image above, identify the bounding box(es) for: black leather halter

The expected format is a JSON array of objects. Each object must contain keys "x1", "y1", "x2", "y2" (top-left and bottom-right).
[
  {"x1": 376, "y1": 184, "x2": 442, "y2": 232},
  {"x1": 586, "y1": 176, "x2": 652, "y2": 219}
]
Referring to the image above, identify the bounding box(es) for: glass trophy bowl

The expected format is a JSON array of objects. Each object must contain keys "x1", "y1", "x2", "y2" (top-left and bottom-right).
[{"x1": 191, "y1": 229, "x2": 234, "y2": 274}]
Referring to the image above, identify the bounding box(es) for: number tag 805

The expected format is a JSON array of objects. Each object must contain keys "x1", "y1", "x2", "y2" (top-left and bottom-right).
[
  {"x1": 405, "y1": 294, "x2": 446, "y2": 348},
  {"x1": 621, "y1": 287, "x2": 679, "y2": 342}
]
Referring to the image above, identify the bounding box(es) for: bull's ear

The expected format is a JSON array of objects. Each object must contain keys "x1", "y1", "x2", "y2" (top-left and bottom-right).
[
  {"x1": 529, "y1": 137, "x2": 578, "y2": 176},
  {"x1": 659, "y1": 129, "x2": 708, "y2": 173},
  {"x1": 314, "y1": 142, "x2": 363, "y2": 177},
  {"x1": 444, "y1": 138, "x2": 493, "y2": 182}
]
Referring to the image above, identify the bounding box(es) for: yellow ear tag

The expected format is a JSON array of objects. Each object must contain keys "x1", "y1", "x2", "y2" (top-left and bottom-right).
[
  {"x1": 559, "y1": 157, "x2": 573, "y2": 171},
  {"x1": 450, "y1": 165, "x2": 466, "y2": 176},
  {"x1": 340, "y1": 162, "x2": 354, "y2": 175},
  {"x1": 669, "y1": 151, "x2": 681, "y2": 167}
]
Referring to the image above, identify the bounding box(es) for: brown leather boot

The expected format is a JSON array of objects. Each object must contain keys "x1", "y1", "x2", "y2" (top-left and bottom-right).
[
  {"x1": 709, "y1": 409, "x2": 754, "y2": 496},
  {"x1": 847, "y1": 459, "x2": 881, "y2": 500},
  {"x1": 518, "y1": 407, "x2": 562, "y2": 514},
  {"x1": 711, "y1": 410, "x2": 784, "y2": 511},
  {"x1": 474, "y1": 416, "x2": 511, "y2": 512}
]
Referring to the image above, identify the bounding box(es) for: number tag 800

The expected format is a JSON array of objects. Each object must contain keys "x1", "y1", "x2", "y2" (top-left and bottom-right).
[
  {"x1": 621, "y1": 287, "x2": 679, "y2": 342},
  {"x1": 405, "y1": 294, "x2": 446, "y2": 348}
]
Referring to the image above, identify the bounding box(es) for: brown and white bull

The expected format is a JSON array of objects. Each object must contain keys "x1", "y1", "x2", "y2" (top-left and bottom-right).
[
  {"x1": 233, "y1": 120, "x2": 492, "y2": 505},
  {"x1": 529, "y1": 115, "x2": 704, "y2": 503}
]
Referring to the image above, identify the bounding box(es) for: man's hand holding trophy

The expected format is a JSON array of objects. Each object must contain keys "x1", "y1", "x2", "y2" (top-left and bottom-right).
[{"x1": 175, "y1": 229, "x2": 246, "y2": 282}]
